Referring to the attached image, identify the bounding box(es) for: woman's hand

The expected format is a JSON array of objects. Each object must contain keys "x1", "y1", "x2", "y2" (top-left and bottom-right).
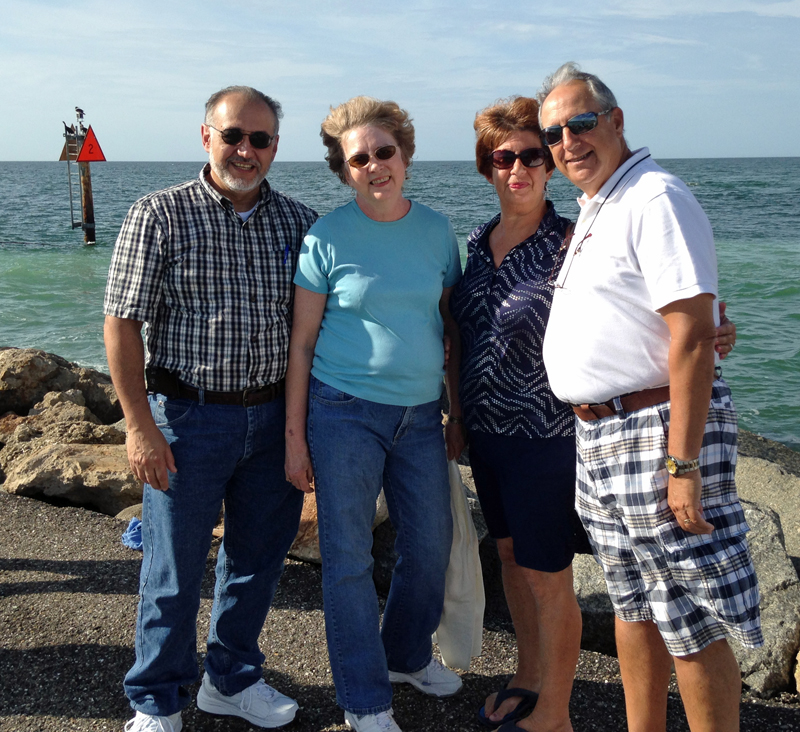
[
  {"x1": 714, "y1": 301, "x2": 737, "y2": 360},
  {"x1": 285, "y1": 436, "x2": 315, "y2": 493},
  {"x1": 445, "y1": 419, "x2": 466, "y2": 461}
]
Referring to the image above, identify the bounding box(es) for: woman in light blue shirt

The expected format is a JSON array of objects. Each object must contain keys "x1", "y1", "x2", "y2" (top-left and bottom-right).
[{"x1": 284, "y1": 96, "x2": 462, "y2": 732}]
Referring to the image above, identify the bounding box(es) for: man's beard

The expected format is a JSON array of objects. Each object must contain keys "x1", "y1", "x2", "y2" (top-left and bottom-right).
[{"x1": 209, "y1": 154, "x2": 265, "y2": 192}]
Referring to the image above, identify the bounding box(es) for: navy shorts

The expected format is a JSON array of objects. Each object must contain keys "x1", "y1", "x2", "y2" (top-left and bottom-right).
[{"x1": 468, "y1": 430, "x2": 585, "y2": 572}]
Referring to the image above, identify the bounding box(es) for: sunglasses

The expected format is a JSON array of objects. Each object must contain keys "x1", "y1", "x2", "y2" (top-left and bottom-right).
[
  {"x1": 346, "y1": 145, "x2": 397, "y2": 169},
  {"x1": 487, "y1": 147, "x2": 549, "y2": 170},
  {"x1": 542, "y1": 110, "x2": 613, "y2": 147},
  {"x1": 207, "y1": 125, "x2": 275, "y2": 149}
]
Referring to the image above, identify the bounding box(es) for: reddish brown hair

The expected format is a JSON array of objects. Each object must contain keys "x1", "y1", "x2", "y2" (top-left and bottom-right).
[{"x1": 474, "y1": 96, "x2": 553, "y2": 180}]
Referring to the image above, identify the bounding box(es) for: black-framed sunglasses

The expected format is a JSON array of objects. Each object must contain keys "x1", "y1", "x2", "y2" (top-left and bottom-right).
[
  {"x1": 346, "y1": 145, "x2": 397, "y2": 169},
  {"x1": 207, "y1": 125, "x2": 275, "y2": 149},
  {"x1": 487, "y1": 147, "x2": 549, "y2": 170},
  {"x1": 542, "y1": 110, "x2": 613, "y2": 147}
]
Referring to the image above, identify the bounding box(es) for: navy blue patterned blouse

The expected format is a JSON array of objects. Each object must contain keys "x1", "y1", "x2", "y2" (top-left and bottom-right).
[{"x1": 450, "y1": 203, "x2": 574, "y2": 438}]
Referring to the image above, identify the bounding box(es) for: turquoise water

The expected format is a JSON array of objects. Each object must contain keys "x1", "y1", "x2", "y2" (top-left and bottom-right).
[{"x1": 1, "y1": 159, "x2": 798, "y2": 450}]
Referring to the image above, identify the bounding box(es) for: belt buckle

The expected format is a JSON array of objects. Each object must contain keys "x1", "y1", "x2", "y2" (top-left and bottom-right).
[{"x1": 241, "y1": 387, "x2": 255, "y2": 407}]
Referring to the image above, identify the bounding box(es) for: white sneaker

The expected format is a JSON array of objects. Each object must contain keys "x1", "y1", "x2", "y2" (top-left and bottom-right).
[
  {"x1": 196, "y1": 673, "x2": 298, "y2": 728},
  {"x1": 344, "y1": 709, "x2": 403, "y2": 732},
  {"x1": 387, "y1": 658, "x2": 462, "y2": 697},
  {"x1": 123, "y1": 711, "x2": 182, "y2": 732}
]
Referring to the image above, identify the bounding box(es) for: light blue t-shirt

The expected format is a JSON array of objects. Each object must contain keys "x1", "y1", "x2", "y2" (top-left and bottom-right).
[{"x1": 294, "y1": 199, "x2": 462, "y2": 406}]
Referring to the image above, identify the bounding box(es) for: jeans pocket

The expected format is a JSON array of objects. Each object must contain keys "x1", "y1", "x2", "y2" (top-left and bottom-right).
[
  {"x1": 310, "y1": 378, "x2": 358, "y2": 406},
  {"x1": 150, "y1": 395, "x2": 196, "y2": 427}
]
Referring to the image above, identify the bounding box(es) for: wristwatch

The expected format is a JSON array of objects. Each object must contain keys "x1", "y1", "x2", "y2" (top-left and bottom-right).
[{"x1": 666, "y1": 455, "x2": 700, "y2": 476}]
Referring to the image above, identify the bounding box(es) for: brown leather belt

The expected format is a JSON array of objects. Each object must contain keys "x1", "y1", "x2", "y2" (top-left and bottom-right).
[
  {"x1": 572, "y1": 385, "x2": 670, "y2": 421},
  {"x1": 146, "y1": 368, "x2": 285, "y2": 407}
]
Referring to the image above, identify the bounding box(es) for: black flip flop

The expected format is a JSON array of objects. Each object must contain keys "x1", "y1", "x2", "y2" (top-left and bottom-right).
[{"x1": 477, "y1": 687, "x2": 538, "y2": 727}]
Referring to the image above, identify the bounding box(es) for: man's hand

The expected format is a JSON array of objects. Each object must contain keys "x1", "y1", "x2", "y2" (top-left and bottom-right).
[
  {"x1": 127, "y1": 422, "x2": 177, "y2": 491},
  {"x1": 105, "y1": 315, "x2": 178, "y2": 492},
  {"x1": 285, "y1": 437, "x2": 315, "y2": 493},
  {"x1": 667, "y1": 472, "x2": 714, "y2": 535}
]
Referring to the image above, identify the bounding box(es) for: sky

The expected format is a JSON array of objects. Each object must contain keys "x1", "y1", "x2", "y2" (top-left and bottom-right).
[{"x1": 4, "y1": 0, "x2": 800, "y2": 162}]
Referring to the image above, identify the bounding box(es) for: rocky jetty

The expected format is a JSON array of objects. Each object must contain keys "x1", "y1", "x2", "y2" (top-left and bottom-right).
[
  {"x1": 1, "y1": 346, "x2": 799, "y2": 701},
  {"x1": 0, "y1": 348, "x2": 138, "y2": 515}
]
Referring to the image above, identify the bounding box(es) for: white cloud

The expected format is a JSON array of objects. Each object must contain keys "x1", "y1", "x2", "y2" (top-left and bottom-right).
[{"x1": 602, "y1": 0, "x2": 800, "y2": 19}]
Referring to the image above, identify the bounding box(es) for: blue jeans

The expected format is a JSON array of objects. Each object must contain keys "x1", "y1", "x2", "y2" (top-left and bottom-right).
[
  {"x1": 308, "y1": 376, "x2": 453, "y2": 715},
  {"x1": 124, "y1": 393, "x2": 303, "y2": 716}
]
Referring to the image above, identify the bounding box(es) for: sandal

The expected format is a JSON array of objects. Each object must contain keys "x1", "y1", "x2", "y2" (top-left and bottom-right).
[{"x1": 477, "y1": 687, "x2": 538, "y2": 728}]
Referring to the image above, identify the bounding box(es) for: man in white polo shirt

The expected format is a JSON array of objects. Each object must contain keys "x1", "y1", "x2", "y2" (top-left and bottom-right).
[{"x1": 538, "y1": 63, "x2": 762, "y2": 732}]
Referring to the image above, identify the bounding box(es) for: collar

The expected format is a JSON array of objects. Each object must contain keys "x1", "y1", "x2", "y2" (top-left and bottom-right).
[
  {"x1": 199, "y1": 163, "x2": 273, "y2": 212},
  {"x1": 474, "y1": 201, "x2": 561, "y2": 266},
  {"x1": 577, "y1": 147, "x2": 651, "y2": 209}
]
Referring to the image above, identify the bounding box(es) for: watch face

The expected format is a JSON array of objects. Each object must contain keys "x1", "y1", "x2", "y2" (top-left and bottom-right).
[{"x1": 666, "y1": 456, "x2": 677, "y2": 474}]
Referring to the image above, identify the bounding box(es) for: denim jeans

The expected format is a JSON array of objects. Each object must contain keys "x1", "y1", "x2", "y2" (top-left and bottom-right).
[
  {"x1": 124, "y1": 393, "x2": 303, "y2": 716},
  {"x1": 308, "y1": 376, "x2": 453, "y2": 715}
]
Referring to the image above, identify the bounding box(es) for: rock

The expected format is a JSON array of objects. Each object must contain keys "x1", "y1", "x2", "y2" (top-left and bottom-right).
[
  {"x1": 796, "y1": 648, "x2": 800, "y2": 696},
  {"x1": 116, "y1": 503, "x2": 142, "y2": 522},
  {"x1": 0, "y1": 412, "x2": 30, "y2": 440},
  {"x1": 0, "y1": 383, "x2": 128, "y2": 513},
  {"x1": 3, "y1": 443, "x2": 142, "y2": 516},
  {"x1": 737, "y1": 456, "x2": 800, "y2": 572},
  {"x1": 736, "y1": 500, "x2": 800, "y2": 696},
  {"x1": 0, "y1": 348, "x2": 121, "y2": 424},
  {"x1": 289, "y1": 492, "x2": 322, "y2": 564},
  {"x1": 1, "y1": 391, "x2": 125, "y2": 475}
]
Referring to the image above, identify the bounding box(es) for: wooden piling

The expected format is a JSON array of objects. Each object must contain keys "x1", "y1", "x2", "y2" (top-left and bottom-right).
[{"x1": 78, "y1": 161, "x2": 96, "y2": 244}]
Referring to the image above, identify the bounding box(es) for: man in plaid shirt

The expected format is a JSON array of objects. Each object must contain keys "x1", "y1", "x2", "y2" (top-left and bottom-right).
[
  {"x1": 539, "y1": 65, "x2": 762, "y2": 732},
  {"x1": 104, "y1": 86, "x2": 317, "y2": 732}
]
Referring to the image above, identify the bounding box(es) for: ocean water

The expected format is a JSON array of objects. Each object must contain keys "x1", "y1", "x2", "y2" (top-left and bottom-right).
[{"x1": 0, "y1": 159, "x2": 798, "y2": 450}]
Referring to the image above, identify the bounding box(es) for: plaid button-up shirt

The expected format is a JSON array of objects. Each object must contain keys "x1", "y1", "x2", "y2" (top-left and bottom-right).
[{"x1": 104, "y1": 165, "x2": 318, "y2": 391}]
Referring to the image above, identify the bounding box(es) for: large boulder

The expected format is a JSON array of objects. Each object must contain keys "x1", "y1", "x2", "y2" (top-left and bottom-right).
[
  {"x1": 0, "y1": 348, "x2": 121, "y2": 424},
  {"x1": 736, "y1": 456, "x2": 800, "y2": 569},
  {"x1": 0, "y1": 389, "x2": 134, "y2": 514},
  {"x1": 735, "y1": 500, "x2": 800, "y2": 695},
  {"x1": 3, "y1": 442, "x2": 142, "y2": 515}
]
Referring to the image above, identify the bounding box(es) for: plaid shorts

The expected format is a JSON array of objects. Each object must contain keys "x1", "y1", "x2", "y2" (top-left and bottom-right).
[{"x1": 575, "y1": 380, "x2": 763, "y2": 656}]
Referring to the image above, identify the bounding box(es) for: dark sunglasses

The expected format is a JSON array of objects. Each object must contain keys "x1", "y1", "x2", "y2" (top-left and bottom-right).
[
  {"x1": 542, "y1": 110, "x2": 613, "y2": 147},
  {"x1": 346, "y1": 145, "x2": 397, "y2": 169},
  {"x1": 207, "y1": 125, "x2": 275, "y2": 149},
  {"x1": 487, "y1": 147, "x2": 549, "y2": 170}
]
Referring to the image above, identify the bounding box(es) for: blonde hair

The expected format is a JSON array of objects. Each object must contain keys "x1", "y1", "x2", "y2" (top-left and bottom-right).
[{"x1": 321, "y1": 96, "x2": 415, "y2": 183}]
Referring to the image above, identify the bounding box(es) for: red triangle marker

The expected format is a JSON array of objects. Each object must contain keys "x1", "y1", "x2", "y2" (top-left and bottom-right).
[{"x1": 76, "y1": 126, "x2": 107, "y2": 162}]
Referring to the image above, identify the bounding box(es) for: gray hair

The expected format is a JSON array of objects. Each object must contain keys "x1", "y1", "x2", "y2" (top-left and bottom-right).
[
  {"x1": 204, "y1": 86, "x2": 283, "y2": 132},
  {"x1": 536, "y1": 62, "x2": 618, "y2": 125}
]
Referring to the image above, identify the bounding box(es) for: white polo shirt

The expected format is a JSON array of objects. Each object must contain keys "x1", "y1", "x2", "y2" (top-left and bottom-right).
[{"x1": 543, "y1": 148, "x2": 719, "y2": 405}]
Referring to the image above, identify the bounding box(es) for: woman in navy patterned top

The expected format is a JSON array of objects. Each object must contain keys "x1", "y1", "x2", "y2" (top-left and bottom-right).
[{"x1": 446, "y1": 97, "x2": 582, "y2": 732}]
